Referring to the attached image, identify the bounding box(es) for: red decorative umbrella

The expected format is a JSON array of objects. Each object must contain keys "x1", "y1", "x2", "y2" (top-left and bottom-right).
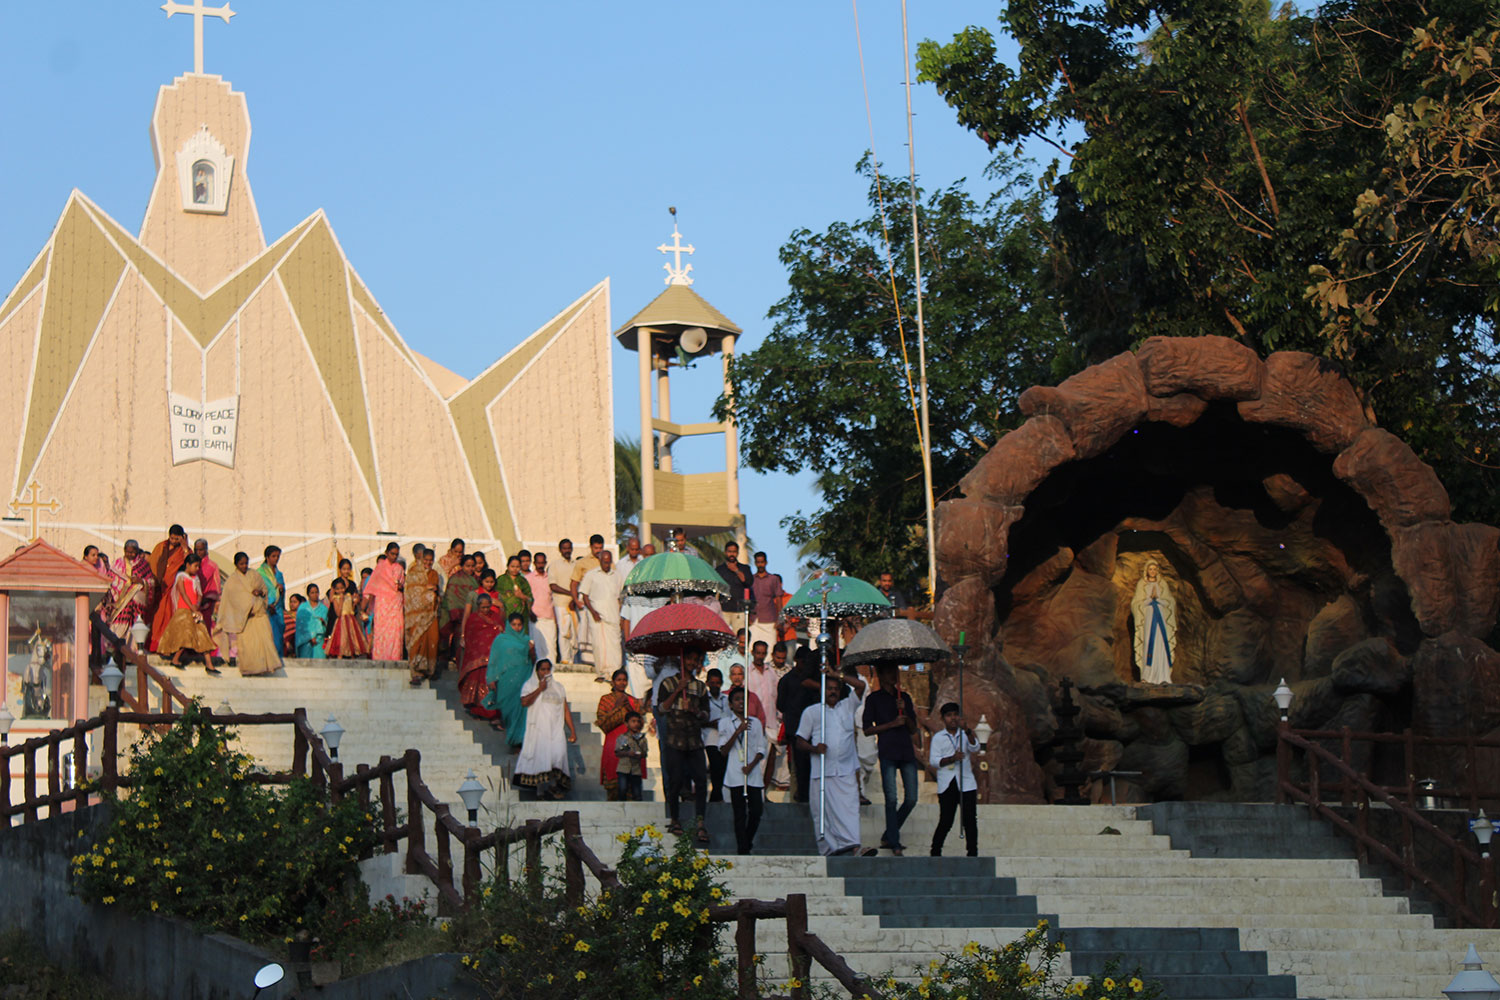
[{"x1": 623, "y1": 603, "x2": 735, "y2": 656}]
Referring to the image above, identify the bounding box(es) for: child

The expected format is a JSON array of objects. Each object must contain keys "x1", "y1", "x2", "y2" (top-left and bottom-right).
[
  {"x1": 718, "y1": 686, "x2": 766, "y2": 854},
  {"x1": 615, "y1": 711, "x2": 649, "y2": 801},
  {"x1": 795, "y1": 666, "x2": 874, "y2": 857},
  {"x1": 323, "y1": 578, "x2": 371, "y2": 658},
  {"x1": 929, "y1": 702, "x2": 980, "y2": 857}
]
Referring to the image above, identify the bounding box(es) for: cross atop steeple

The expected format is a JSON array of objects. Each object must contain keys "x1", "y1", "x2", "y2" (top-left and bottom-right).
[
  {"x1": 161, "y1": 0, "x2": 236, "y2": 75},
  {"x1": 657, "y1": 224, "x2": 695, "y2": 286}
]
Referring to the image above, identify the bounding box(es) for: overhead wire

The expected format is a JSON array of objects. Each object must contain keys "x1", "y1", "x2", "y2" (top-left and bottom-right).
[{"x1": 851, "y1": 0, "x2": 937, "y2": 603}]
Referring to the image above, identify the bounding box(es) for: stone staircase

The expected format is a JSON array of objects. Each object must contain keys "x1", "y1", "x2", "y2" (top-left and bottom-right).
[{"x1": 124, "y1": 662, "x2": 1500, "y2": 998}]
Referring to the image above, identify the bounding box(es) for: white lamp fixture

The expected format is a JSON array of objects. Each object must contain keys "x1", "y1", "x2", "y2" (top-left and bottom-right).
[
  {"x1": 216, "y1": 698, "x2": 234, "y2": 716},
  {"x1": 974, "y1": 715, "x2": 993, "y2": 751},
  {"x1": 252, "y1": 962, "x2": 286, "y2": 998},
  {"x1": 320, "y1": 715, "x2": 345, "y2": 760},
  {"x1": 129, "y1": 618, "x2": 150, "y2": 651},
  {"x1": 1444, "y1": 944, "x2": 1500, "y2": 1000},
  {"x1": 99, "y1": 657, "x2": 124, "y2": 706},
  {"x1": 0, "y1": 703, "x2": 13, "y2": 744},
  {"x1": 1474, "y1": 810, "x2": 1495, "y2": 860},
  {"x1": 1273, "y1": 678, "x2": 1294, "y2": 722},
  {"x1": 457, "y1": 769, "x2": 485, "y2": 824}
]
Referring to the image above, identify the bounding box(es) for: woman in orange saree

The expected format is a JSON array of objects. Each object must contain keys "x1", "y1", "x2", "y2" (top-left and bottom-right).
[{"x1": 404, "y1": 546, "x2": 441, "y2": 685}]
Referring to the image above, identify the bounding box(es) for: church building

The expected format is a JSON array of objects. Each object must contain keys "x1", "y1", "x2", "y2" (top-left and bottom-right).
[{"x1": 0, "y1": 9, "x2": 614, "y2": 590}]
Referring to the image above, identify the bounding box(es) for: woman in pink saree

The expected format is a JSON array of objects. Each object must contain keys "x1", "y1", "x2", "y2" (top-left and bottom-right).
[{"x1": 363, "y1": 542, "x2": 406, "y2": 661}]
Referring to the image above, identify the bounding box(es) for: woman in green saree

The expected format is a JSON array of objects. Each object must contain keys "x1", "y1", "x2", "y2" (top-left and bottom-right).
[
  {"x1": 484, "y1": 611, "x2": 535, "y2": 747},
  {"x1": 495, "y1": 556, "x2": 533, "y2": 621}
]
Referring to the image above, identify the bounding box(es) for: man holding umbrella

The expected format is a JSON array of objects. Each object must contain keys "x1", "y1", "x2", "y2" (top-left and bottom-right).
[
  {"x1": 656, "y1": 648, "x2": 712, "y2": 844},
  {"x1": 796, "y1": 665, "x2": 875, "y2": 857}
]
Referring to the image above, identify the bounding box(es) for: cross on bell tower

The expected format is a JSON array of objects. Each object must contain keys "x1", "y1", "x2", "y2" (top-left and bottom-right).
[
  {"x1": 161, "y1": 0, "x2": 237, "y2": 75},
  {"x1": 657, "y1": 223, "x2": 695, "y2": 286}
]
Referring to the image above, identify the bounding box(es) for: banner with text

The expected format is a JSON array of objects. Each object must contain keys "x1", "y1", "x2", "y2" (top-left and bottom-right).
[{"x1": 168, "y1": 393, "x2": 240, "y2": 468}]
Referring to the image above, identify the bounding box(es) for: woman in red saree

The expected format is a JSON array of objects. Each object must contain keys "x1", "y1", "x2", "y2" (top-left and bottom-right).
[
  {"x1": 595, "y1": 668, "x2": 642, "y2": 800},
  {"x1": 460, "y1": 593, "x2": 504, "y2": 720},
  {"x1": 364, "y1": 542, "x2": 405, "y2": 660}
]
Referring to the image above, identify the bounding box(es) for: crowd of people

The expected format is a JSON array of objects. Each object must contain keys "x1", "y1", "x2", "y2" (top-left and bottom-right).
[{"x1": 78, "y1": 525, "x2": 980, "y2": 857}]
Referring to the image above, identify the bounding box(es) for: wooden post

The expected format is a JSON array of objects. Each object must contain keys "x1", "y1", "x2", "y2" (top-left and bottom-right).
[
  {"x1": 292, "y1": 708, "x2": 309, "y2": 778},
  {"x1": 101, "y1": 707, "x2": 118, "y2": 795},
  {"x1": 736, "y1": 908, "x2": 757, "y2": 1000},
  {"x1": 47, "y1": 734, "x2": 62, "y2": 806},
  {"x1": 22, "y1": 746, "x2": 37, "y2": 824},
  {"x1": 379, "y1": 756, "x2": 398, "y2": 854},
  {"x1": 435, "y1": 804, "x2": 454, "y2": 893},
  {"x1": 525, "y1": 819, "x2": 542, "y2": 898},
  {"x1": 404, "y1": 749, "x2": 425, "y2": 875},
  {"x1": 328, "y1": 761, "x2": 344, "y2": 803},
  {"x1": 1355, "y1": 786, "x2": 1370, "y2": 864},
  {"x1": 1403, "y1": 728, "x2": 1416, "y2": 806},
  {"x1": 72, "y1": 729, "x2": 87, "y2": 807},
  {"x1": 1488, "y1": 851, "x2": 1498, "y2": 928},
  {"x1": 462, "y1": 828, "x2": 482, "y2": 903},
  {"x1": 1468, "y1": 738, "x2": 1480, "y2": 813},
  {"x1": 1308, "y1": 754, "x2": 1320, "y2": 818},
  {"x1": 1340, "y1": 727, "x2": 1353, "y2": 807},
  {"x1": 1, "y1": 747, "x2": 11, "y2": 826},
  {"x1": 786, "y1": 893, "x2": 810, "y2": 1000},
  {"x1": 563, "y1": 811, "x2": 584, "y2": 908}
]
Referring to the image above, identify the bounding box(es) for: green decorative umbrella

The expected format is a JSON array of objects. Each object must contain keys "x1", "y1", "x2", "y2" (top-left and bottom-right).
[
  {"x1": 622, "y1": 551, "x2": 730, "y2": 599},
  {"x1": 782, "y1": 574, "x2": 893, "y2": 621}
]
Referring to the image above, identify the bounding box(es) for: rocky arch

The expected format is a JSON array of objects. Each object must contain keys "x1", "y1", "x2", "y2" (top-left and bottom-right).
[{"x1": 933, "y1": 337, "x2": 1500, "y2": 802}]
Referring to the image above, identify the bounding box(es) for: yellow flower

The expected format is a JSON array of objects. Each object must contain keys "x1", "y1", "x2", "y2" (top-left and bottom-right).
[
  {"x1": 499, "y1": 934, "x2": 517, "y2": 947},
  {"x1": 635, "y1": 907, "x2": 645, "y2": 916},
  {"x1": 150, "y1": 901, "x2": 159, "y2": 912},
  {"x1": 1130, "y1": 977, "x2": 1144, "y2": 993},
  {"x1": 575, "y1": 971, "x2": 587, "y2": 981},
  {"x1": 239, "y1": 915, "x2": 247, "y2": 922},
  {"x1": 123, "y1": 876, "x2": 135, "y2": 886},
  {"x1": 693, "y1": 975, "x2": 703, "y2": 987},
  {"x1": 102, "y1": 896, "x2": 115, "y2": 904},
  {"x1": 574, "y1": 940, "x2": 590, "y2": 953},
  {"x1": 962, "y1": 941, "x2": 980, "y2": 957},
  {"x1": 1104, "y1": 978, "x2": 1117, "y2": 990},
  {"x1": 153, "y1": 767, "x2": 163, "y2": 775}
]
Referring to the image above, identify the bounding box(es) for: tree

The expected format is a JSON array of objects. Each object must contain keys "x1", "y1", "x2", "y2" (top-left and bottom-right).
[
  {"x1": 918, "y1": 0, "x2": 1500, "y2": 523},
  {"x1": 718, "y1": 155, "x2": 1071, "y2": 596}
]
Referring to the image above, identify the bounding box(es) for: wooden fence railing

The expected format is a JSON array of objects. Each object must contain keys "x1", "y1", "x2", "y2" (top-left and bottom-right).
[
  {"x1": 1277, "y1": 725, "x2": 1498, "y2": 928},
  {"x1": 0, "y1": 706, "x2": 880, "y2": 998},
  {"x1": 88, "y1": 612, "x2": 194, "y2": 717}
]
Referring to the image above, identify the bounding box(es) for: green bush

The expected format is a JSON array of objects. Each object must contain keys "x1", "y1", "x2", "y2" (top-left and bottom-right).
[
  {"x1": 450, "y1": 823, "x2": 738, "y2": 999},
  {"x1": 866, "y1": 922, "x2": 1163, "y2": 1000},
  {"x1": 71, "y1": 705, "x2": 377, "y2": 944}
]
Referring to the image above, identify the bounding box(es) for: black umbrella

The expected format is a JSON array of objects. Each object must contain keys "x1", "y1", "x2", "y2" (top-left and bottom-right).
[{"x1": 840, "y1": 618, "x2": 951, "y2": 668}]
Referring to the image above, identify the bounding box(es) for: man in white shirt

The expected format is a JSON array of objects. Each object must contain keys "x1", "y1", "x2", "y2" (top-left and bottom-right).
[
  {"x1": 548, "y1": 538, "x2": 577, "y2": 665},
  {"x1": 928, "y1": 701, "x2": 981, "y2": 857},
  {"x1": 579, "y1": 549, "x2": 624, "y2": 682},
  {"x1": 719, "y1": 686, "x2": 767, "y2": 854},
  {"x1": 795, "y1": 668, "x2": 874, "y2": 857}
]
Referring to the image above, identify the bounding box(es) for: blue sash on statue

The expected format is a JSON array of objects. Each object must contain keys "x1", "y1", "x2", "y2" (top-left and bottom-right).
[{"x1": 1146, "y1": 598, "x2": 1173, "y2": 669}]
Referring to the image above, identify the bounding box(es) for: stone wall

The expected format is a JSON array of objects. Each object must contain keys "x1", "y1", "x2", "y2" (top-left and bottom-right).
[
  {"x1": 935, "y1": 338, "x2": 1500, "y2": 802},
  {"x1": 0, "y1": 804, "x2": 480, "y2": 999}
]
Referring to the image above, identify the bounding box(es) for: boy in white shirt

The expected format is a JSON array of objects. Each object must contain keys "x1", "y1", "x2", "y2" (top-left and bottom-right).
[
  {"x1": 718, "y1": 686, "x2": 766, "y2": 854},
  {"x1": 929, "y1": 701, "x2": 981, "y2": 857},
  {"x1": 795, "y1": 668, "x2": 875, "y2": 857}
]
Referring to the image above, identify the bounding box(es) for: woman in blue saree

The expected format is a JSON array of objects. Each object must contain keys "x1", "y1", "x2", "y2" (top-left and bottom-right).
[
  {"x1": 295, "y1": 583, "x2": 331, "y2": 658},
  {"x1": 485, "y1": 612, "x2": 535, "y2": 747}
]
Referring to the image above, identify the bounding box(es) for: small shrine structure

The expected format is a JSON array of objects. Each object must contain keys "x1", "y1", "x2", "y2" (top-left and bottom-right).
[{"x1": 0, "y1": 540, "x2": 111, "y2": 738}]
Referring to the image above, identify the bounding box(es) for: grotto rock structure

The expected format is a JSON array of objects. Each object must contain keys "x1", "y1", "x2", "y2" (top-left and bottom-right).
[{"x1": 933, "y1": 336, "x2": 1500, "y2": 803}]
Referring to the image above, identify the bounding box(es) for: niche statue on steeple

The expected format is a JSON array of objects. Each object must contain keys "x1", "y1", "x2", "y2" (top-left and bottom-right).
[{"x1": 176, "y1": 125, "x2": 234, "y2": 215}]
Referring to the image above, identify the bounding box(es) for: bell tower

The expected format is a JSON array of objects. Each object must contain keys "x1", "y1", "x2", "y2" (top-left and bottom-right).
[{"x1": 614, "y1": 219, "x2": 745, "y2": 549}]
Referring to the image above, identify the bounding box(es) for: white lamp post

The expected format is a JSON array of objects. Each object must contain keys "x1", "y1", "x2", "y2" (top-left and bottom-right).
[
  {"x1": 974, "y1": 715, "x2": 993, "y2": 751},
  {"x1": 320, "y1": 715, "x2": 345, "y2": 760},
  {"x1": 216, "y1": 698, "x2": 234, "y2": 716},
  {"x1": 252, "y1": 962, "x2": 286, "y2": 998},
  {"x1": 99, "y1": 657, "x2": 124, "y2": 707},
  {"x1": 1474, "y1": 810, "x2": 1495, "y2": 860},
  {"x1": 0, "y1": 703, "x2": 14, "y2": 745},
  {"x1": 129, "y1": 618, "x2": 150, "y2": 651},
  {"x1": 1444, "y1": 944, "x2": 1500, "y2": 1000},
  {"x1": 1273, "y1": 678, "x2": 1294, "y2": 723},
  {"x1": 457, "y1": 769, "x2": 485, "y2": 825}
]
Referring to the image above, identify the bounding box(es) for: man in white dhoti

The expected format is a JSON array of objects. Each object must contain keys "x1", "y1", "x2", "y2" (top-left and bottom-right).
[
  {"x1": 580, "y1": 549, "x2": 625, "y2": 682},
  {"x1": 796, "y1": 668, "x2": 874, "y2": 857}
]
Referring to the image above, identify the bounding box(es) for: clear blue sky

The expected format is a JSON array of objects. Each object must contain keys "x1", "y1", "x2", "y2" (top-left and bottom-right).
[{"x1": 0, "y1": 2, "x2": 1014, "y2": 585}]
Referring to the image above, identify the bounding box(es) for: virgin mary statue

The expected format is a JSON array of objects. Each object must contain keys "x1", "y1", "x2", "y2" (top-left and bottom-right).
[{"x1": 1131, "y1": 560, "x2": 1176, "y2": 684}]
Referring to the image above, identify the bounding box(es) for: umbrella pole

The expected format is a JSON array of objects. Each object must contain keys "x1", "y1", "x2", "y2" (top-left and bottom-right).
[
  {"x1": 818, "y1": 632, "x2": 828, "y2": 845},
  {"x1": 956, "y1": 637, "x2": 966, "y2": 822}
]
